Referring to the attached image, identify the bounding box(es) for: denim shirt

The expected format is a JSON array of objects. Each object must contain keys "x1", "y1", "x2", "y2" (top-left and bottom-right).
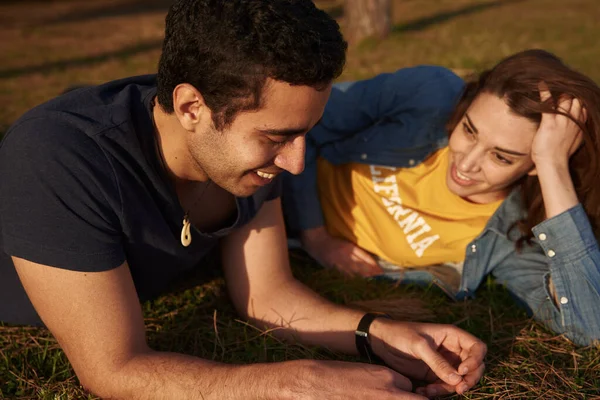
[{"x1": 283, "y1": 66, "x2": 600, "y2": 345}]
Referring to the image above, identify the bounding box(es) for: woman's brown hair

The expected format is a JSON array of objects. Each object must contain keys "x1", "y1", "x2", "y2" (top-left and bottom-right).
[{"x1": 446, "y1": 49, "x2": 600, "y2": 243}]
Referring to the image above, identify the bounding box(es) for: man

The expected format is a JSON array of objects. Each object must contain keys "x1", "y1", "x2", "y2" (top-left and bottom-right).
[{"x1": 0, "y1": 0, "x2": 486, "y2": 398}]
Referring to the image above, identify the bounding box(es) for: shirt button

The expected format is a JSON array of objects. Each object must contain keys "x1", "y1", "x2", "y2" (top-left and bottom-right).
[
  {"x1": 360, "y1": 153, "x2": 368, "y2": 160},
  {"x1": 560, "y1": 297, "x2": 569, "y2": 305},
  {"x1": 539, "y1": 233, "x2": 547, "y2": 241},
  {"x1": 547, "y1": 249, "x2": 556, "y2": 258},
  {"x1": 471, "y1": 244, "x2": 477, "y2": 253},
  {"x1": 408, "y1": 159, "x2": 416, "y2": 166}
]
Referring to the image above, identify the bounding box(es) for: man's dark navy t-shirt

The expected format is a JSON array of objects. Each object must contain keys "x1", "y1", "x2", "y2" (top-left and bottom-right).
[{"x1": 0, "y1": 75, "x2": 281, "y2": 325}]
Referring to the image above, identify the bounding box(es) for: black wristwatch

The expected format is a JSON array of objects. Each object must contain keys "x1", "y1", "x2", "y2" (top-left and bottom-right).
[{"x1": 355, "y1": 312, "x2": 392, "y2": 363}]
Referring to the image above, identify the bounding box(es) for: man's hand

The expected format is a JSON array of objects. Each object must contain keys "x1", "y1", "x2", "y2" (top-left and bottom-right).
[
  {"x1": 300, "y1": 226, "x2": 383, "y2": 277},
  {"x1": 286, "y1": 359, "x2": 427, "y2": 399},
  {"x1": 370, "y1": 320, "x2": 487, "y2": 398}
]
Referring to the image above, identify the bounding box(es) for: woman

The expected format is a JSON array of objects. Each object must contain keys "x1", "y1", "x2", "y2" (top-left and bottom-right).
[{"x1": 283, "y1": 49, "x2": 600, "y2": 346}]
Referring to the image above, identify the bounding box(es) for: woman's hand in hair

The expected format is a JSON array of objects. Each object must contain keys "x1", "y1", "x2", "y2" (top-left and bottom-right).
[
  {"x1": 532, "y1": 89, "x2": 585, "y2": 221},
  {"x1": 531, "y1": 90, "x2": 585, "y2": 167},
  {"x1": 300, "y1": 226, "x2": 383, "y2": 277}
]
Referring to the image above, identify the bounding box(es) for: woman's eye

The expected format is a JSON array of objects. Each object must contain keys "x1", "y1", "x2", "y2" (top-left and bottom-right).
[
  {"x1": 462, "y1": 122, "x2": 474, "y2": 136},
  {"x1": 493, "y1": 153, "x2": 512, "y2": 165}
]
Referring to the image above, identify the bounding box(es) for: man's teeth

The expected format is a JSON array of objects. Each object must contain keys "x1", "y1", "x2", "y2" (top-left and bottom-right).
[
  {"x1": 456, "y1": 170, "x2": 472, "y2": 181},
  {"x1": 256, "y1": 171, "x2": 275, "y2": 179}
]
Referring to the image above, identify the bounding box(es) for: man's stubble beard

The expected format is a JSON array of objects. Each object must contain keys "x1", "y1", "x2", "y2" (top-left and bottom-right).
[{"x1": 188, "y1": 134, "x2": 253, "y2": 197}]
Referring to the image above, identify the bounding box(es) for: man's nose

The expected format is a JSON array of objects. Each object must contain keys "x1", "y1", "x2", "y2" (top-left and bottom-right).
[{"x1": 274, "y1": 135, "x2": 306, "y2": 175}]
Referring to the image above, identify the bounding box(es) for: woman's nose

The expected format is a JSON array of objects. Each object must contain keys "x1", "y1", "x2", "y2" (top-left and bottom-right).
[{"x1": 459, "y1": 146, "x2": 482, "y2": 173}]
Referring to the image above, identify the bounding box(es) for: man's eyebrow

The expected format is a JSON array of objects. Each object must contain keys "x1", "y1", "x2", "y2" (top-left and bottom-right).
[
  {"x1": 465, "y1": 113, "x2": 527, "y2": 156},
  {"x1": 257, "y1": 117, "x2": 323, "y2": 136},
  {"x1": 257, "y1": 127, "x2": 309, "y2": 136}
]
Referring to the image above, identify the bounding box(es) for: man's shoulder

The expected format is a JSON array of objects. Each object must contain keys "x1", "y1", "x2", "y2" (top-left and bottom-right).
[
  {"x1": 1, "y1": 75, "x2": 158, "y2": 175},
  {"x1": 6, "y1": 74, "x2": 157, "y2": 143}
]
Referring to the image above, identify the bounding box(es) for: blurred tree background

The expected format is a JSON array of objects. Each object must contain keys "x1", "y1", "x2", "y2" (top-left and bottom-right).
[{"x1": 345, "y1": 0, "x2": 392, "y2": 44}]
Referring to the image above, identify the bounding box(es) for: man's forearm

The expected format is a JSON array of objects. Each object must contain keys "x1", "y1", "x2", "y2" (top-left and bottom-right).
[
  {"x1": 242, "y1": 278, "x2": 365, "y2": 355},
  {"x1": 90, "y1": 351, "x2": 301, "y2": 400}
]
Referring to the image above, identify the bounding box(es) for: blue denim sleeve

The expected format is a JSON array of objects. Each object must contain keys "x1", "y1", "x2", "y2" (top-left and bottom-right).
[
  {"x1": 530, "y1": 204, "x2": 600, "y2": 345},
  {"x1": 493, "y1": 204, "x2": 600, "y2": 345},
  {"x1": 283, "y1": 66, "x2": 464, "y2": 232}
]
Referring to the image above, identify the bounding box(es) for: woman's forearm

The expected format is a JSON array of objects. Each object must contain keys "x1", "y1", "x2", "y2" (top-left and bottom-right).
[{"x1": 535, "y1": 160, "x2": 579, "y2": 220}]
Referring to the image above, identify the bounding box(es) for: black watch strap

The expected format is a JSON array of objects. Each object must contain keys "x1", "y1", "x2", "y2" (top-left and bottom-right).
[{"x1": 355, "y1": 312, "x2": 391, "y2": 363}]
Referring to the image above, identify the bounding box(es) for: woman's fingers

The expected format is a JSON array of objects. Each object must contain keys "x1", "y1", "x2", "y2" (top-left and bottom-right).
[
  {"x1": 557, "y1": 95, "x2": 573, "y2": 114},
  {"x1": 565, "y1": 98, "x2": 584, "y2": 155},
  {"x1": 327, "y1": 244, "x2": 382, "y2": 277},
  {"x1": 352, "y1": 245, "x2": 378, "y2": 266},
  {"x1": 570, "y1": 97, "x2": 581, "y2": 117},
  {"x1": 351, "y1": 246, "x2": 383, "y2": 276},
  {"x1": 539, "y1": 82, "x2": 552, "y2": 102}
]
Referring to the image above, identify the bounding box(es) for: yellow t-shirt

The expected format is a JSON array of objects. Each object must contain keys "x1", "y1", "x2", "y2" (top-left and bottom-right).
[{"x1": 317, "y1": 147, "x2": 502, "y2": 268}]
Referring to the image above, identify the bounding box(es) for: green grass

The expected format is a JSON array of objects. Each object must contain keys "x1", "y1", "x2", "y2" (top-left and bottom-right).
[{"x1": 2, "y1": 0, "x2": 600, "y2": 398}]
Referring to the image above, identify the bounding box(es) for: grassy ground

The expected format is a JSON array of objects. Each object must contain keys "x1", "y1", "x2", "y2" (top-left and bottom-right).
[{"x1": 1, "y1": 0, "x2": 600, "y2": 398}]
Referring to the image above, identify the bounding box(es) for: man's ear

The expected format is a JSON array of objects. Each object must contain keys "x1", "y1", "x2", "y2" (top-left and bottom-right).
[{"x1": 172, "y1": 83, "x2": 212, "y2": 131}]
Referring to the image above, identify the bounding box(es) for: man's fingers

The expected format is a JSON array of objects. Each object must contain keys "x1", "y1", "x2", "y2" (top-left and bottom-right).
[
  {"x1": 390, "y1": 370, "x2": 413, "y2": 392},
  {"x1": 415, "y1": 357, "x2": 485, "y2": 397},
  {"x1": 396, "y1": 393, "x2": 427, "y2": 400},
  {"x1": 416, "y1": 382, "x2": 455, "y2": 398},
  {"x1": 358, "y1": 365, "x2": 426, "y2": 399},
  {"x1": 457, "y1": 340, "x2": 487, "y2": 376},
  {"x1": 414, "y1": 340, "x2": 462, "y2": 387},
  {"x1": 372, "y1": 367, "x2": 428, "y2": 399},
  {"x1": 459, "y1": 363, "x2": 485, "y2": 393}
]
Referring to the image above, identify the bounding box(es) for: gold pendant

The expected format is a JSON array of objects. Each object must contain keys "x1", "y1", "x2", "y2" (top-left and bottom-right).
[{"x1": 181, "y1": 215, "x2": 192, "y2": 247}]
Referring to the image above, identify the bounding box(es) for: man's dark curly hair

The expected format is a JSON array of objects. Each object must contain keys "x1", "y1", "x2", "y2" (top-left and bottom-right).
[{"x1": 156, "y1": 0, "x2": 347, "y2": 129}]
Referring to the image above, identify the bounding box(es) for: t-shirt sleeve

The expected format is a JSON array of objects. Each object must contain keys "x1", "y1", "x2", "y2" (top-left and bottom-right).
[{"x1": 0, "y1": 118, "x2": 125, "y2": 271}]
